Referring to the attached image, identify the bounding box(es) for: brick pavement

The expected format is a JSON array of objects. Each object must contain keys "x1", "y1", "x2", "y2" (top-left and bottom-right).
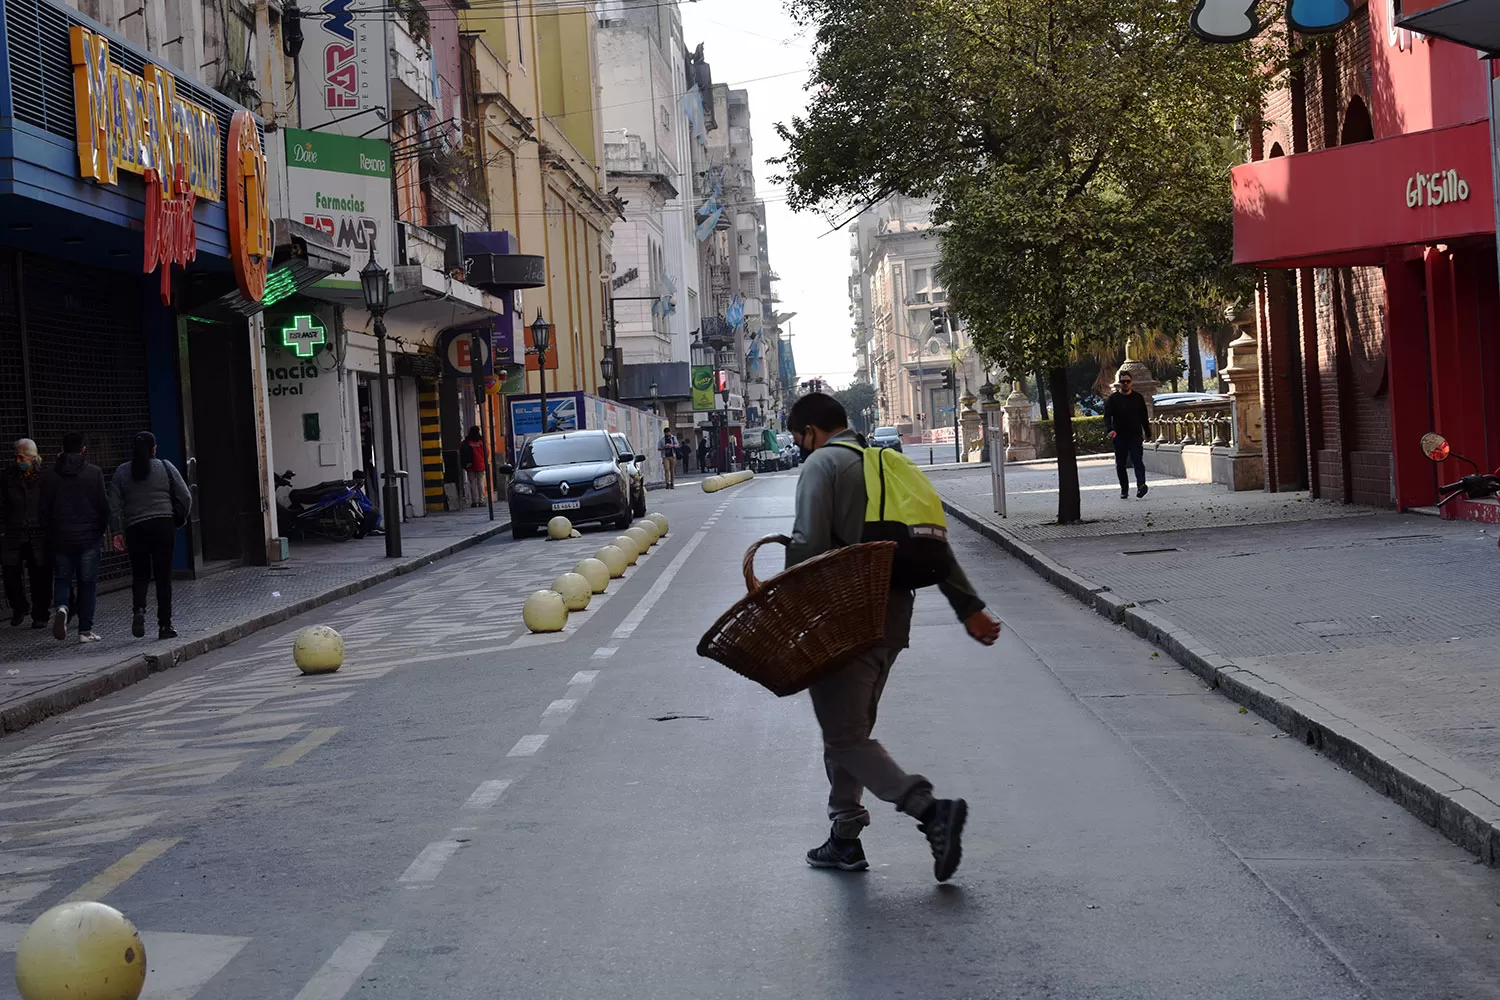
[
  {"x1": 934, "y1": 462, "x2": 1500, "y2": 837},
  {"x1": 0, "y1": 505, "x2": 511, "y2": 732}
]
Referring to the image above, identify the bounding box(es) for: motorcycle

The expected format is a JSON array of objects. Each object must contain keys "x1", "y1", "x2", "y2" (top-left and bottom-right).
[
  {"x1": 275, "y1": 470, "x2": 375, "y2": 542},
  {"x1": 1419, "y1": 432, "x2": 1500, "y2": 531}
]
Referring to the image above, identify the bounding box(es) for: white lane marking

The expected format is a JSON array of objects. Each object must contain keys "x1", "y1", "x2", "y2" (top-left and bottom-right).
[
  {"x1": 570, "y1": 670, "x2": 599, "y2": 685},
  {"x1": 0, "y1": 880, "x2": 50, "y2": 918},
  {"x1": 592, "y1": 646, "x2": 617, "y2": 659},
  {"x1": 63, "y1": 837, "x2": 179, "y2": 903},
  {"x1": 0, "y1": 923, "x2": 250, "y2": 1000},
  {"x1": 399, "y1": 840, "x2": 463, "y2": 883},
  {"x1": 292, "y1": 930, "x2": 392, "y2": 1000},
  {"x1": 462, "y1": 779, "x2": 512, "y2": 810},
  {"x1": 543, "y1": 699, "x2": 577, "y2": 717},
  {"x1": 507, "y1": 734, "x2": 548, "y2": 757},
  {"x1": 612, "y1": 529, "x2": 710, "y2": 640},
  {"x1": 356, "y1": 644, "x2": 516, "y2": 671}
]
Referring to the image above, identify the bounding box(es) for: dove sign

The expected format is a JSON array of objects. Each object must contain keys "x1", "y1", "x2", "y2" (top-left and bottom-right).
[{"x1": 1191, "y1": 0, "x2": 1260, "y2": 42}]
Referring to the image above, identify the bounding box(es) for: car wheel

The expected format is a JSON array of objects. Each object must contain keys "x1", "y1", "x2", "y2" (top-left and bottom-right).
[
  {"x1": 633, "y1": 488, "x2": 647, "y2": 517},
  {"x1": 511, "y1": 523, "x2": 534, "y2": 541}
]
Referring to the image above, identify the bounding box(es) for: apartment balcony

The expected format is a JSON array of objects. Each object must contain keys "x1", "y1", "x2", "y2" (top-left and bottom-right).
[{"x1": 391, "y1": 18, "x2": 434, "y2": 111}]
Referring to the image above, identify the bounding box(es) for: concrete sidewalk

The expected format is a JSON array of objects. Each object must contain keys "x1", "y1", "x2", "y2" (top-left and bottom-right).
[
  {"x1": 0, "y1": 504, "x2": 511, "y2": 736},
  {"x1": 933, "y1": 460, "x2": 1500, "y2": 863}
]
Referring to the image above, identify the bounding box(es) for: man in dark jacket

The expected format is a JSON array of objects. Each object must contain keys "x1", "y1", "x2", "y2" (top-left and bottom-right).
[
  {"x1": 1103, "y1": 372, "x2": 1153, "y2": 500},
  {"x1": 2, "y1": 438, "x2": 51, "y2": 628},
  {"x1": 40, "y1": 432, "x2": 109, "y2": 642}
]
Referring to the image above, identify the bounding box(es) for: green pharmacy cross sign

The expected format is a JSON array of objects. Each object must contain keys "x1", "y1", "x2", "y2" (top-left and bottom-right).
[{"x1": 282, "y1": 315, "x2": 327, "y2": 357}]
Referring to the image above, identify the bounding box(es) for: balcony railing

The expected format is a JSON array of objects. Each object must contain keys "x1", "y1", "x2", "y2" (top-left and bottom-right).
[{"x1": 1150, "y1": 396, "x2": 1232, "y2": 447}]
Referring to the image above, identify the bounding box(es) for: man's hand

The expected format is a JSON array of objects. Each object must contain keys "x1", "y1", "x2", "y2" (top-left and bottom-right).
[
  {"x1": 1108, "y1": 430, "x2": 1117, "y2": 440},
  {"x1": 964, "y1": 610, "x2": 1002, "y2": 646},
  {"x1": 111, "y1": 534, "x2": 125, "y2": 553}
]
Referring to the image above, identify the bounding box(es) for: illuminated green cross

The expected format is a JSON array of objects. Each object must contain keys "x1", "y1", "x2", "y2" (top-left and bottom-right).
[{"x1": 282, "y1": 315, "x2": 326, "y2": 358}]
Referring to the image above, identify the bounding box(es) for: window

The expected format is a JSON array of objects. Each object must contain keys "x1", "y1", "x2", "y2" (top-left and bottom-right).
[
  {"x1": 911, "y1": 268, "x2": 930, "y2": 303},
  {"x1": 522, "y1": 434, "x2": 615, "y2": 468}
]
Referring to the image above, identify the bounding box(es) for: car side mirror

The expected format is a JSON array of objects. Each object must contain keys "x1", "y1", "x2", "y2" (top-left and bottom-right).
[
  {"x1": 498, "y1": 463, "x2": 515, "y2": 475},
  {"x1": 636, "y1": 454, "x2": 649, "y2": 464}
]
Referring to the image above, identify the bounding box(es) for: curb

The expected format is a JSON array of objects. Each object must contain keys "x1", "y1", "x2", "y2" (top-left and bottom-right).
[
  {"x1": 943, "y1": 497, "x2": 1500, "y2": 865},
  {"x1": 0, "y1": 519, "x2": 512, "y2": 738}
]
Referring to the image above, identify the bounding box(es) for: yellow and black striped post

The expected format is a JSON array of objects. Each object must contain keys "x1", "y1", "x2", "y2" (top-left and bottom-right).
[{"x1": 418, "y1": 381, "x2": 446, "y2": 512}]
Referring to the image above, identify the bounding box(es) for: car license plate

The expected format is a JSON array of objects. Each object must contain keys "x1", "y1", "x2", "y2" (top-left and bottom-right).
[{"x1": 552, "y1": 501, "x2": 581, "y2": 511}]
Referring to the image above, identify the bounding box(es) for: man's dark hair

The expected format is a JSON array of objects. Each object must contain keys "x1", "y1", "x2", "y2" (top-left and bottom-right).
[
  {"x1": 787, "y1": 392, "x2": 848, "y2": 434},
  {"x1": 61, "y1": 431, "x2": 85, "y2": 454}
]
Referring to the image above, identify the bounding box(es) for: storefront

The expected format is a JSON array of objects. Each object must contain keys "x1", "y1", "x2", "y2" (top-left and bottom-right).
[{"x1": 0, "y1": 2, "x2": 289, "y2": 576}]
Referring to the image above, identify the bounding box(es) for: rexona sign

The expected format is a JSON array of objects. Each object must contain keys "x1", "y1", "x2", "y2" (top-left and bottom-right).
[
  {"x1": 283, "y1": 128, "x2": 395, "y2": 289},
  {"x1": 69, "y1": 26, "x2": 271, "y2": 305}
]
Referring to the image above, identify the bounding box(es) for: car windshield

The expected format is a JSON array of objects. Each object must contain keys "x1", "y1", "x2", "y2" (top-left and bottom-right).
[
  {"x1": 521, "y1": 434, "x2": 615, "y2": 469},
  {"x1": 875, "y1": 427, "x2": 898, "y2": 437},
  {"x1": 611, "y1": 435, "x2": 634, "y2": 456}
]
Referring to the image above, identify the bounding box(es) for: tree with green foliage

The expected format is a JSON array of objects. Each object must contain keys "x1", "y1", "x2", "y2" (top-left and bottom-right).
[
  {"x1": 833, "y1": 379, "x2": 878, "y2": 433},
  {"x1": 777, "y1": 0, "x2": 1270, "y2": 522}
]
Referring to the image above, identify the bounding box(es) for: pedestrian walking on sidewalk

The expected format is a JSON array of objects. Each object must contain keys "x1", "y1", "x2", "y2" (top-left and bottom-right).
[
  {"x1": 40, "y1": 432, "x2": 108, "y2": 643},
  {"x1": 461, "y1": 426, "x2": 488, "y2": 507},
  {"x1": 787, "y1": 392, "x2": 1002, "y2": 882},
  {"x1": 697, "y1": 436, "x2": 709, "y2": 476},
  {"x1": 1104, "y1": 372, "x2": 1152, "y2": 499},
  {"x1": 109, "y1": 432, "x2": 189, "y2": 641},
  {"x1": 658, "y1": 428, "x2": 680, "y2": 489},
  {"x1": 2, "y1": 438, "x2": 52, "y2": 629}
]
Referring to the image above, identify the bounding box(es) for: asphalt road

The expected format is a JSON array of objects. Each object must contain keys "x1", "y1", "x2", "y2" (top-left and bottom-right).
[{"x1": 1, "y1": 472, "x2": 1499, "y2": 999}]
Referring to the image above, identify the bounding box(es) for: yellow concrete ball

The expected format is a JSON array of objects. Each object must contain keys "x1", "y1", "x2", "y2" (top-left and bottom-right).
[
  {"x1": 547, "y1": 516, "x2": 573, "y2": 540},
  {"x1": 292, "y1": 625, "x2": 344, "y2": 674},
  {"x1": 574, "y1": 558, "x2": 611, "y2": 594},
  {"x1": 611, "y1": 534, "x2": 641, "y2": 564},
  {"x1": 15, "y1": 901, "x2": 147, "y2": 1000},
  {"x1": 595, "y1": 545, "x2": 629, "y2": 578},
  {"x1": 551, "y1": 572, "x2": 592, "y2": 612},
  {"x1": 633, "y1": 519, "x2": 661, "y2": 544},
  {"x1": 647, "y1": 512, "x2": 668, "y2": 536},
  {"x1": 522, "y1": 590, "x2": 568, "y2": 633},
  {"x1": 625, "y1": 526, "x2": 652, "y2": 553}
]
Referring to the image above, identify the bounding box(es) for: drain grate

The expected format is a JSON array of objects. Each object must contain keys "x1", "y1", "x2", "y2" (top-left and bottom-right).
[{"x1": 1121, "y1": 547, "x2": 1180, "y2": 556}]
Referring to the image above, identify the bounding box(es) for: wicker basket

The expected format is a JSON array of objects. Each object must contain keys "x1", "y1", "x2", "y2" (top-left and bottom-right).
[{"x1": 696, "y1": 535, "x2": 897, "y2": 697}]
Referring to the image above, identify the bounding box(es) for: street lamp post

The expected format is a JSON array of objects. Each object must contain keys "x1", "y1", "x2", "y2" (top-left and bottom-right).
[
  {"x1": 649, "y1": 380, "x2": 659, "y2": 415},
  {"x1": 469, "y1": 325, "x2": 495, "y2": 522},
  {"x1": 360, "y1": 249, "x2": 402, "y2": 558},
  {"x1": 719, "y1": 382, "x2": 731, "y2": 474},
  {"x1": 530, "y1": 310, "x2": 553, "y2": 433}
]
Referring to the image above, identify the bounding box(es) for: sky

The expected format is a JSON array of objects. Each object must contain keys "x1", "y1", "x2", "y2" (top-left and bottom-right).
[{"x1": 680, "y1": 0, "x2": 859, "y2": 389}]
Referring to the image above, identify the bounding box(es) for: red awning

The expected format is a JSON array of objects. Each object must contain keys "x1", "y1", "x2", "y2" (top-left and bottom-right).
[
  {"x1": 1397, "y1": 0, "x2": 1500, "y2": 53},
  {"x1": 1232, "y1": 120, "x2": 1495, "y2": 268}
]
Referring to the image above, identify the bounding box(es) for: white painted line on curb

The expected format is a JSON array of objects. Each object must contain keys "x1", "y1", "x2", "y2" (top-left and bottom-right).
[
  {"x1": 399, "y1": 840, "x2": 463, "y2": 883},
  {"x1": 292, "y1": 930, "x2": 392, "y2": 1000},
  {"x1": 570, "y1": 670, "x2": 599, "y2": 686},
  {"x1": 612, "y1": 529, "x2": 709, "y2": 640},
  {"x1": 507, "y1": 734, "x2": 548, "y2": 757},
  {"x1": 592, "y1": 646, "x2": 617, "y2": 659},
  {"x1": 543, "y1": 699, "x2": 577, "y2": 717},
  {"x1": 463, "y1": 779, "x2": 512, "y2": 809}
]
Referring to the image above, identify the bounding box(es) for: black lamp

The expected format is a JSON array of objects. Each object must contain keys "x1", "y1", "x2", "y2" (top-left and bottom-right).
[
  {"x1": 360, "y1": 249, "x2": 389, "y2": 316},
  {"x1": 360, "y1": 249, "x2": 400, "y2": 558},
  {"x1": 529, "y1": 309, "x2": 552, "y2": 354}
]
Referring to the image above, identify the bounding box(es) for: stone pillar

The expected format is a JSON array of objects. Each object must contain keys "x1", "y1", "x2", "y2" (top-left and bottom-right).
[
  {"x1": 1115, "y1": 338, "x2": 1159, "y2": 421},
  {"x1": 960, "y1": 393, "x2": 982, "y2": 461},
  {"x1": 1217, "y1": 331, "x2": 1265, "y2": 490},
  {"x1": 1003, "y1": 384, "x2": 1037, "y2": 462}
]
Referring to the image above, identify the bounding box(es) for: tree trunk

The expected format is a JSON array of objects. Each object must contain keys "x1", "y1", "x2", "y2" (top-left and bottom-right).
[
  {"x1": 1050, "y1": 364, "x2": 1081, "y2": 524},
  {"x1": 1035, "y1": 369, "x2": 1050, "y2": 420},
  {"x1": 1186, "y1": 328, "x2": 1204, "y2": 393}
]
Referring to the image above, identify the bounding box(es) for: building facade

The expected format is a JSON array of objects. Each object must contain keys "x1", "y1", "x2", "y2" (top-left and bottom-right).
[{"x1": 1234, "y1": 2, "x2": 1499, "y2": 514}]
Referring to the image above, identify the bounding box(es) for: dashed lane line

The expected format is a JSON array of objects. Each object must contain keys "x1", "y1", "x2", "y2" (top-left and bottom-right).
[
  {"x1": 462, "y1": 779, "x2": 512, "y2": 810},
  {"x1": 398, "y1": 840, "x2": 464, "y2": 884},
  {"x1": 611, "y1": 528, "x2": 710, "y2": 640},
  {"x1": 62, "y1": 837, "x2": 179, "y2": 903},
  {"x1": 506, "y1": 734, "x2": 548, "y2": 757},
  {"x1": 292, "y1": 930, "x2": 393, "y2": 1000},
  {"x1": 264, "y1": 727, "x2": 341, "y2": 770}
]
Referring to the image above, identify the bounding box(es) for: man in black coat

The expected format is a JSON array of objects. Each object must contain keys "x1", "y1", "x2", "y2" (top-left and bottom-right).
[
  {"x1": 1103, "y1": 372, "x2": 1152, "y2": 500},
  {"x1": 39, "y1": 431, "x2": 109, "y2": 642},
  {"x1": 2, "y1": 438, "x2": 51, "y2": 628}
]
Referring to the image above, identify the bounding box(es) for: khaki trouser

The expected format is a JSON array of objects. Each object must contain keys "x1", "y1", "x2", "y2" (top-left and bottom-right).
[
  {"x1": 662, "y1": 455, "x2": 676, "y2": 488},
  {"x1": 807, "y1": 639, "x2": 934, "y2": 839}
]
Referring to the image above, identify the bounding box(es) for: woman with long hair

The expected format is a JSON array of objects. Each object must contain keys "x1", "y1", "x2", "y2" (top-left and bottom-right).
[{"x1": 108, "y1": 431, "x2": 189, "y2": 640}]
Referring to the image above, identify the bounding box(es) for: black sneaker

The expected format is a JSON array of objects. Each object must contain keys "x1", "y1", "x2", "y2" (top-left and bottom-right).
[
  {"x1": 806, "y1": 835, "x2": 869, "y2": 872},
  {"x1": 918, "y1": 798, "x2": 968, "y2": 882},
  {"x1": 10, "y1": 612, "x2": 24, "y2": 627},
  {"x1": 132, "y1": 610, "x2": 146, "y2": 639},
  {"x1": 1120, "y1": 490, "x2": 1129, "y2": 500},
  {"x1": 1137, "y1": 483, "x2": 1149, "y2": 498},
  {"x1": 159, "y1": 624, "x2": 179, "y2": 640}
]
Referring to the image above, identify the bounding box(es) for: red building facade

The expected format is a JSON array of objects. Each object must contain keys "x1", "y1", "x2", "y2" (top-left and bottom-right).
[{"x1": 1234, "y1": 3, "x2": 1500, "y2": 513}]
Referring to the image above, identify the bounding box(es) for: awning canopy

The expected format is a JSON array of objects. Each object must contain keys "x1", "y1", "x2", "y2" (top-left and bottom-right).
[
  {"x1": 329, "y1": 267, "x2": 506, "y2": 346},
  {"x1": 1232, "y1": 120, "x2": 1495, "y2": 268},
  {"x1": 1397, "y1": 0, "x2": 1500, "y2": 52}
]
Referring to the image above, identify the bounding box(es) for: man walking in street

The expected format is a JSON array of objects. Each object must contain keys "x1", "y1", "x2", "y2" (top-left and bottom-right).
[
  {"x1": 2, "y1": 438, "x2": 52, "y2": 629},
  {"x1": 786, "y1": 392, "x2": 1002, "y2": 882},
  {"x1": 40, "y1": 432, "x2": 108, "y2": 643},
  {"x1": 658, "y1": 427, "x2": 679, "y2": 489},
  {"x1": 1104, "y1": 371, "x2": 1152, "y2": 499}
]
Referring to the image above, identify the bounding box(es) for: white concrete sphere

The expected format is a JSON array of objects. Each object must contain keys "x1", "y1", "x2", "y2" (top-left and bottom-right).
[
  {"x1": 550, "y1": 572, "x2": 592, "y2": 612},
  {"x1": 15, "y1": 902, "x2": 147, "y2": 1000},
  {"x1": 292, "y1": 625, "x2": 344, "y2": 674},
  {"x1": 522, "y1": 590, "x2": 568, "y2": 633}
]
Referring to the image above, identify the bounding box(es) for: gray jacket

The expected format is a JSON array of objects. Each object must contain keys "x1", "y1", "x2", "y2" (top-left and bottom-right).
[
  {"x1": 786, "y1": 429, "x2": 985, "y2": 647},
  {"x1": 109, "y1": 459, "x2": 189, "y2": 532}
]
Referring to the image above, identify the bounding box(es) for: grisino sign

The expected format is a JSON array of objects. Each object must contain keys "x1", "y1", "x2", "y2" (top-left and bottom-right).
[
  {"x1": 1407, "y1": 170, "x2": 1470, "y2": 209},
  {"x1": 69, "y1": 25, "x2": 270, "y2": 305}
]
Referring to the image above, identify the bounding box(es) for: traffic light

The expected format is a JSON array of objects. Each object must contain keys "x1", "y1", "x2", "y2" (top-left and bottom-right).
[
  {"x1": 716, "y1": 370, "x2": 729, "y2": 392},
  {"x1": 930, "y1": 307, "x2": 946, "y2": 332},
  {"x1": 942, "y1": 368, "x2": 955, "y2": 391}
]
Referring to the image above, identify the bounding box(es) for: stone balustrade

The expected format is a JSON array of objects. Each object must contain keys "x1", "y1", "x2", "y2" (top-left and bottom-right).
[{"x1": 1150, "y1": 397, "x2": 1233, "y2": 448}]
